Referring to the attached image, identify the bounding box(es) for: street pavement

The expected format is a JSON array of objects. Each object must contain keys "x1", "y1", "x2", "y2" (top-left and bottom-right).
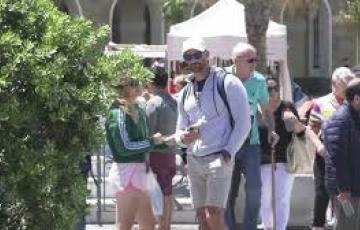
[
  {"x1": 86, "y1": 224, "x2": 198, "y2": 230},
  {"x1": 85, "y1": 224, "x2": 315, "y2": 229},
  {"x1": 87, "y1": 154, "x2": 329, "y2": 229}
]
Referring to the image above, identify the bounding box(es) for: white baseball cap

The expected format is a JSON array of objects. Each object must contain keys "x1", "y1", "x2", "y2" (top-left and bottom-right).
[{"x1": 182, "y1": 37, "x2": 206, "y2": 54}]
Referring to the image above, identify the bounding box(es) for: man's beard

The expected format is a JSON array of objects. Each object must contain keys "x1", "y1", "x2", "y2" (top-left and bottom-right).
[{"x1": 189, "y1": 62, "x2": 204, "y2": 73}]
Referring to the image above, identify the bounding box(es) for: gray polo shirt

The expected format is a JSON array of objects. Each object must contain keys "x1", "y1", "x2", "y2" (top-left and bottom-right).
[
  {"x1": 146, "y1": 91, "x2": 177, "y2": 152},
  {"x1": 176, "y1": 67, "x2": 251, "y2": 157}
]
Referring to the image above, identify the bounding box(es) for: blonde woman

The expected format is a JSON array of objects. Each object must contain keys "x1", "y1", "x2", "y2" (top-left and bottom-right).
[{"x1": 106, "y1": 77, "x2": 164, "y2": 230}]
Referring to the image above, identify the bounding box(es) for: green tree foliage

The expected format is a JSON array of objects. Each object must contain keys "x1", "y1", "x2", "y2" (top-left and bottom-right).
[
  {"x1": 0, "y1": 0, "x2": 151, "y2": 229},
  {"x1": 160, "y1": 0, "x2": 217, "y2": 31},
  {"x1": 348, "y1": 0, "x2": 360, "y2": 23},
  {"x1": 161, "y1": 0, "x2": 191, "y2": 30}
]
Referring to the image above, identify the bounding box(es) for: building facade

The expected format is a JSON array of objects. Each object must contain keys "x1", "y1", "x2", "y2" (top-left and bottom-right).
[
  {"x1": 59, "y1": 0, "x2": 359, "y2": 93},
  {"x1": 59, "y1": 0, "x2": 164, "y2": 45},
  {"x1": 272, "y1": 0, "x2": 359, "y2": 80}
]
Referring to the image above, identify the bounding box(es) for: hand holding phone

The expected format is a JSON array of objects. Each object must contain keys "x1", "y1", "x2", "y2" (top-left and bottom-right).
[
  {"x1": 186, "y1": 125, "x2": 199, "y2": 133},
  {"x1": 181, "y1": 130, "x2": 200, "y2": 145}
]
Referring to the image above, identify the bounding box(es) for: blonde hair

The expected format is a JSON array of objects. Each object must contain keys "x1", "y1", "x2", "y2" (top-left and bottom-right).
[
  {"x1": 113, "y1": 98, "x2": 139, "y2": 123},
  {"x1": 113, "y1": 78, "x2": 141, "y2": 123}
]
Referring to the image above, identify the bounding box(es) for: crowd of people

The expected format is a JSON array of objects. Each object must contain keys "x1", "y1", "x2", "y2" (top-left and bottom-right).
[{"x1": 105, "y1": 36, "x2": 360, "y2": 230}]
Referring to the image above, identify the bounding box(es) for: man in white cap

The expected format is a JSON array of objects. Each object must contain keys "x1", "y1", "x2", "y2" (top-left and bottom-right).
[{"x1": 175, "y1": 37, "x2": 251, "y2": 230}]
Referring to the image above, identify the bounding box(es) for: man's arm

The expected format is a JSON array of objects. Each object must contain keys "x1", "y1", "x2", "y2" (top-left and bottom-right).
[
  {"x1": 324, "y1": 117, "x2": 351, "y2": 193},
  {"x1": 175, "y1": 88, "x2": 192, "y2": 147},
  {"x1": 223, "y1": 75, "x2": 251, "y2": 157},
  {"x1": 145, "y1": 98, "x2": 159, "y2": 135}
]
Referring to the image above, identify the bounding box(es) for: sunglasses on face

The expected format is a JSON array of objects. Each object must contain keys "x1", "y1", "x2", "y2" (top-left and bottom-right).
[
  {"x1": 309, "y1": 122, "x2": 321, "y2": 128},
  {"x1": 267, "y1": 86, "x2": 279, "y2": 92},
  {"x1": 183, "y1": 51, "x2": 203, "y2": 62},
  {"x1": 121, "y1": 81, "x2": 140, "y2": 88},
  {"x1": 246, "y1": 58, "x2": 258, "y2": 64}
]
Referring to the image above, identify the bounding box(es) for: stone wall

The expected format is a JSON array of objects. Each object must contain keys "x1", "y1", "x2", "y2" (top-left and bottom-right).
[
  {"x1": 272, "y1": 0, "x2": 359, "y2": 80},
  {"x1": 62, "y1": 0, "x2": 164, "y2": 44},
  {"x1": 60, "y1": 0, "x2": 358, "y2": 79}
]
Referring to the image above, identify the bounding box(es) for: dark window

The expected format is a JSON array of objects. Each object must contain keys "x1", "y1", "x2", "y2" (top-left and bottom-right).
[
  {"x1": 313, "y1": 10, "x2": 320, "y2": 68},
  {"x1": 58, "y1": 1, "x2": 70, "y2": 15},
  {"x1": 144, "y1": 5, "x2": 151, "y2": 44},
  {"x1": 111, "y1": 0, "x2": 122, "y2": 43}
]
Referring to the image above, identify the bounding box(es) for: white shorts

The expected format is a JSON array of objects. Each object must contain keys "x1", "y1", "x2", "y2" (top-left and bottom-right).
[{"x1": 108, "y1": 163, "x2": 147, "y2": 193}]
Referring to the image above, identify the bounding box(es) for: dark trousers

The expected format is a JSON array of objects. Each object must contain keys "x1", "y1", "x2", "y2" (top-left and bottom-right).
[{"x1": 312, "y1": 154, "x2": 330, "y2": 227}]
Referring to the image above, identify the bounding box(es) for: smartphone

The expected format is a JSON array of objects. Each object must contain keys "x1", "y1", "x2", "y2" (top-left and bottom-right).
[{"x1": 187, "y1": 126, "x2": 199, "y2": 133}]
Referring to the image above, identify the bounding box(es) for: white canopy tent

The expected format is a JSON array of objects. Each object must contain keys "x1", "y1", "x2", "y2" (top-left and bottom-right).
[
  {"x1": 105, "y1": 42, "x2": 166, "y2": 58},
  {"x1": 166, "y1": 0, "x2": 292, "y2": 101}
]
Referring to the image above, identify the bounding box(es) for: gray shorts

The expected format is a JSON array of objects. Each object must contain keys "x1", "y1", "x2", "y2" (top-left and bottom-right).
[{"x1": 187, "y1": 154, "x2": 233, "y2": 209}]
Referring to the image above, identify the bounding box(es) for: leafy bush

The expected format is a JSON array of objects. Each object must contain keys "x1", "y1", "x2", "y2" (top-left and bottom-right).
[
  {"x1": 0, "y1": 0, "x2": 151, "y2": 229},
  {"x1": 348, "y1": 0, "x2": 360, "y2": 23},
  {"x1": 161, "y1": 0, "x2": 191, "y2": 31}
]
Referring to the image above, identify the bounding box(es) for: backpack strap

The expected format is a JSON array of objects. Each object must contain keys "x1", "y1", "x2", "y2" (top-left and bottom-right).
[
  {"x1": 181, "y1": 70, "x2": 234, "y2": 128},
  {"x1": 217, "y1": 70, "x2": 234, "y2": 128},
  {"x1": 181, "y1": 84, "x2": 189, "y2": 106}
]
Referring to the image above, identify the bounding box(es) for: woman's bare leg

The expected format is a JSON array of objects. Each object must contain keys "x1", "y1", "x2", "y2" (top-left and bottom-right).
[
  {"x1": 116, "y1": 190, "x2": 137, "y2": 230},
  {"x1": 158, "y1": 195, "x2": 173, "y2": 230},
  {"x1": 136, "y1": 191, "x2": 157, "y2": 230}
]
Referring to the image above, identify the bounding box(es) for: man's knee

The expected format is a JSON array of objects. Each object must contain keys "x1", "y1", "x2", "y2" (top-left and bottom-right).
[
  {"x1": 245, "y1": 187, "x2": 261, "y2": 207},
  {"x1": 207, "y1": 206, "x2": 223, "y2": 217},
  {"x1": 245, "y1": 181, "x2": 262, "y2": 194},
  {"x1": 196, "y1": 207, "x2": 207, "y2": 220},
  {"x1": 245, "y1": 170, "x2": 261, "y2": 189},
  {"x1": 247, "y1": 186, "x2": 261, "y2": 196}
]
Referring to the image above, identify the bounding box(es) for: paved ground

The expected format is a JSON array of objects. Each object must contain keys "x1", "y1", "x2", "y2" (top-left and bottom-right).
[
  {"x1": 86, "y1": 225, "x2": 198, "y2": 230},
  {"x1": 87, "y1": 155, "x2": 330, "y2": 229},
  {"x1": 86, "y1": 224, "x2": 318, "y2": 230}
]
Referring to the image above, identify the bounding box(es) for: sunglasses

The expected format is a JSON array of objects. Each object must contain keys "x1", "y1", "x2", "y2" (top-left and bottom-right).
[
  {"x1": 309, "y1": 122, "x2": 321, "y2": 128},
  {"x1": 183, "y1": 51, "x2": 203, "y2": 62},
  {"x1": 267, "y1": 86, "x2": 279, "y2": 92},
  {"x1": 246, "y1": 58, "x2": 258, "y2": 64},
  {"x1": 120, "y1": 81, "x2": 140, "y2": 88}
]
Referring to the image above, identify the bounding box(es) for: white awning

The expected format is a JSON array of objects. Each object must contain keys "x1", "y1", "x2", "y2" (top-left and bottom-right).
[
  {"x1": 106, "y1": 42, "x2": 167, "y2": 58},
  {"x1": 166, "y1": 0, "x2": 287, "y2": 61}
]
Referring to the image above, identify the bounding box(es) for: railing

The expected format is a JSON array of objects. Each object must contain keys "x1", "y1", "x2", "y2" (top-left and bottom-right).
[
  {"x1": 91, "y1": 143, "x2": 114, "y2": 226},
  {"x1": 95, "y1": 145, "x2": 102, "y2": 226},
  {"x1": 91, "y1": 145, "x2": 191, "y2": 225}
]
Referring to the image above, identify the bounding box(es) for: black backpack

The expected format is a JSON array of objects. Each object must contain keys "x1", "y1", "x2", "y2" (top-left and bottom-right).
[{"x1": 181, "y1": 70, "x2": 234, "y2": 128}]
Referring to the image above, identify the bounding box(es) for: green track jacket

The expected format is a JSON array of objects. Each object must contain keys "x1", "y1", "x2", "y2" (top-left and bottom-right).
[{"x1": 105, "y1": 104, "x2": 154, "y2": 163}]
